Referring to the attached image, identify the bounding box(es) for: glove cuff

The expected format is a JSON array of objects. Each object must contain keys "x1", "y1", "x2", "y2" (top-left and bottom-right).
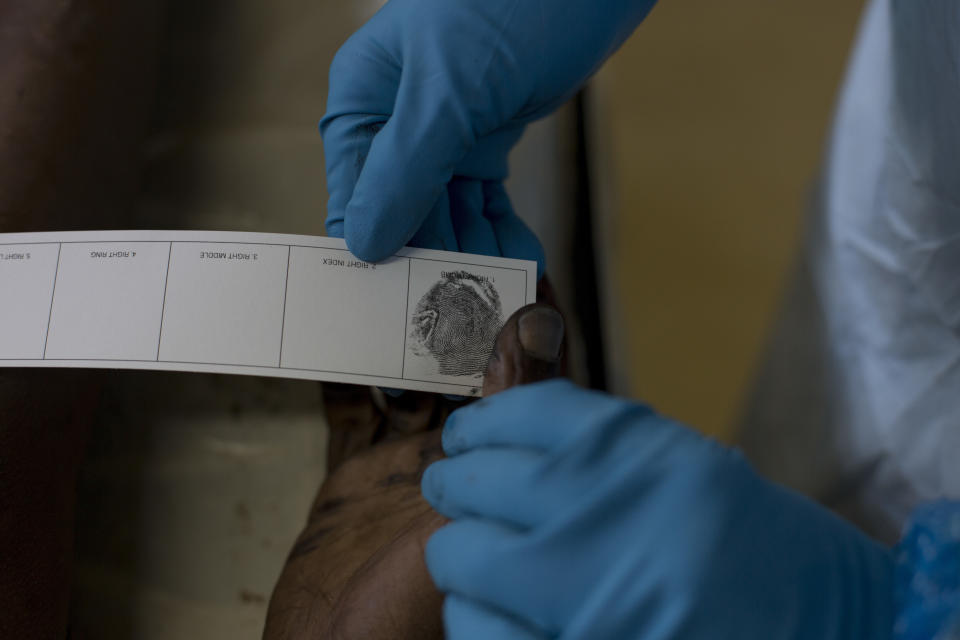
[{"x1": 894, "y1": 500, "x2": 960, "y2": 640}]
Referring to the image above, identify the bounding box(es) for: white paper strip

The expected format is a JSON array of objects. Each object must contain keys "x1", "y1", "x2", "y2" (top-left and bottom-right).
[{"x1": 0, "y1": 231, "x2": 537, "y2": 396}]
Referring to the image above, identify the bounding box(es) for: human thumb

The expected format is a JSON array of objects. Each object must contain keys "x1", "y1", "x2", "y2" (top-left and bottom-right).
[{"x1": 483, "y1": 304, "x2": 566, "y2": 396}]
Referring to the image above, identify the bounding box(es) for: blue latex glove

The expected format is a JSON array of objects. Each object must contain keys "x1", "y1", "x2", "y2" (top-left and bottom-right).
[
  {"x1": 421, "y1": 380, "x2": 895, "y2": 639},
  {"x1": 321, "y1": 0, "x2": 658, "y2": 272},
  {"x1": 894, "y1": 500, "x2": 960, "y2": 640}
]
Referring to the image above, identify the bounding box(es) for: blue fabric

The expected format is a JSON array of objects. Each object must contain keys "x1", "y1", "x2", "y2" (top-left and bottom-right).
[
  {"x1": 320, "y1": 0, "x2": 659, "y2": 274},
  {"x1": 422, "y1": 380, "x2": 896, "y2": 639},
  {"x1": 895, "y1": 500, "x2": 960, "y2": 640}
]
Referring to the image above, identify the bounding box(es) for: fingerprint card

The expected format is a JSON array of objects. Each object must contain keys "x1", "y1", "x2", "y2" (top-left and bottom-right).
[{"x1": 0, "y1": 230, "x2": 537, "y2": 396}]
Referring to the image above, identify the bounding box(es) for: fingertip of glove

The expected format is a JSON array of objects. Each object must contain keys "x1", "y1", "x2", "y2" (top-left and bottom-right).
[
  {"x1": 344, "y1": 223, "x2": 394, "y2": 264},
  {"x1": 440, "y1": 413, "x2": 462, "y2": 456},
  {"x1": 423, "y1": 522, "x2": 453, "y2": 587},
  {"x1": 325, "y1": 218, "x2": 345, "y2": 238},
  {"x1": 420, "y1": 461, "x2": 442, "y2": 503}
]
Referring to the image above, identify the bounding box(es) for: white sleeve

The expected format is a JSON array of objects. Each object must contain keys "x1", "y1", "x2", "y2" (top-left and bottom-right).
[{"x1": 739, "y1": 0, "x2": 960, "y2": 543}]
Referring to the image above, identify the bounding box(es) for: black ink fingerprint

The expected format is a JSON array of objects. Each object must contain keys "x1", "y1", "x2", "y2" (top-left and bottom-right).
[{"x1": 409, "y1": 271, "x2": 503, "y2": 377}]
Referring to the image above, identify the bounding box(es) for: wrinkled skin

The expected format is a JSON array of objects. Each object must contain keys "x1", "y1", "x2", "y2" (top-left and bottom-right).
[{"x1": 265, "y1": 281, "x2": 566, "y2": 640}]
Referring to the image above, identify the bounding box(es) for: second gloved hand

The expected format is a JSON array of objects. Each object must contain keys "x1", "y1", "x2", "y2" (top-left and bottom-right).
[
  {"x1": 421, "y1": 380, "x2": 895, "y2": 639},
  {"x1": 321, "y1": 0, "x2": 658, "y2": 271}
]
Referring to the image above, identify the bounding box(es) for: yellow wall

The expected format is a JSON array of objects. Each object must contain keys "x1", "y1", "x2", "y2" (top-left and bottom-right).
[{"x1": 600, "y1": 0, "x2": 865, "y2": 439}]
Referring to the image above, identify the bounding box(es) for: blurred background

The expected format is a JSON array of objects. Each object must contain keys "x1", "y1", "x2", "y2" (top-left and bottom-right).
[
  {"x1": 594, "y1": 0, "x2": 867, "y2": 439},
  {"x1": 5, "y1": 0, "x2": 868, "y2": 637}
]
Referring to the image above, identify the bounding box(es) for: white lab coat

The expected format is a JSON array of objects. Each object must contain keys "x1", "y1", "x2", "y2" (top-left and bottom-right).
[{"x1": 740, "y1": 0, "x2": 960, "y2": 544}]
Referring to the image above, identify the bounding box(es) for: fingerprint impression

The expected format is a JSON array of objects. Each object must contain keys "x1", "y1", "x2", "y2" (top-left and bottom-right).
[{"x1": 408, "y1": 271, "x2": 503, "y2": 377}]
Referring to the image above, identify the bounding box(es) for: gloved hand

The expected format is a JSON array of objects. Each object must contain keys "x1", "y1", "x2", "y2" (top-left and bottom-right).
[
  {"x1": 421, "y1": 379, "x2": 895, "y2": 639},
  {"x1": 321, "y1": 0, "x2": 658, "y2": 272}
]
